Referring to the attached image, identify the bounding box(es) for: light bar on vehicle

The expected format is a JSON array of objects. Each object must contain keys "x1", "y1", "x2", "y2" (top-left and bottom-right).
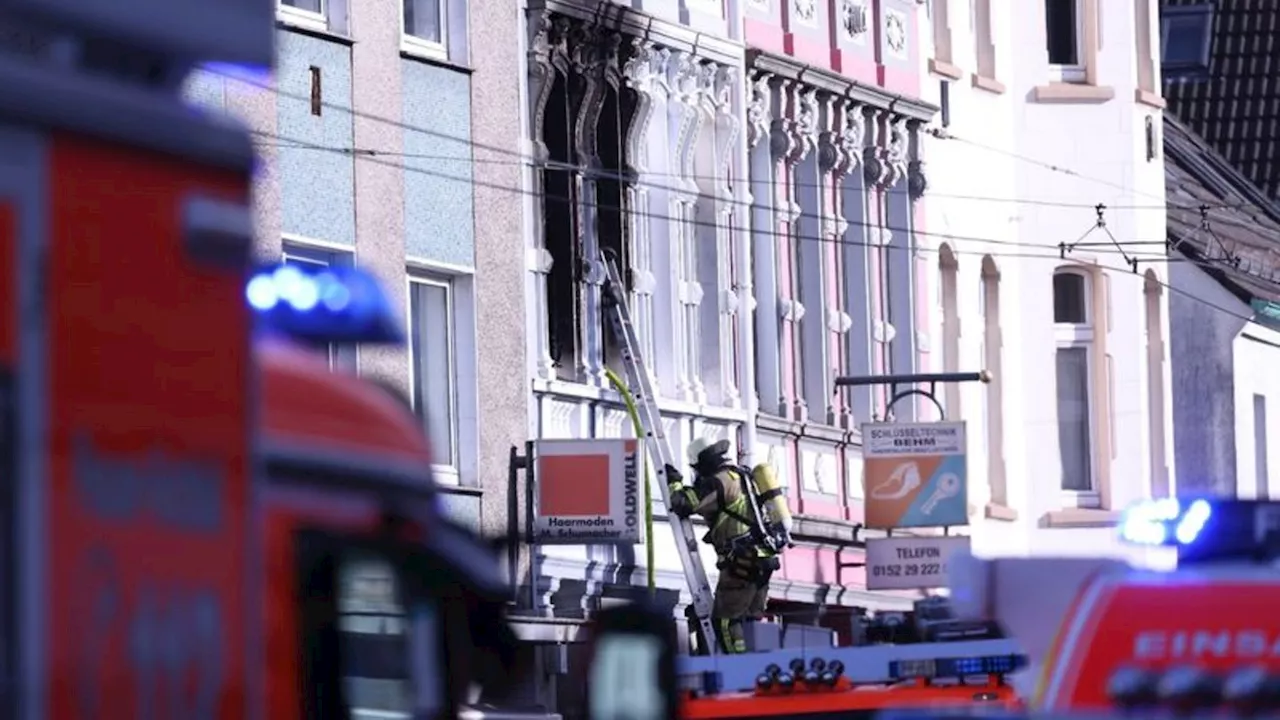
[
  {"x1": 889, "y1": 654, "x2": 1025, "y2": 680},
  {"x1": 246, "y1": 262, "x2": 404, "y2": 344},
  {"x1": 1120, "y1": 498, "x2": 1280, "y2": 564}
]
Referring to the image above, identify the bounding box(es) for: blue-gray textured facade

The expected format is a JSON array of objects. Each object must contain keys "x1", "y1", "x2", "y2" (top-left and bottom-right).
[
  {"x1": 1169, "y1": 260, "x2": 1244, "y2": 496},
  {"x1": 277, "y1": 31, "x2": 357, "y2": 246},
  {"x1": 402, "y1": 61, "x2": 475, "y2": 267},
  {"x1": 184, "y1": 33, "x2": 476, "y2": 268}
]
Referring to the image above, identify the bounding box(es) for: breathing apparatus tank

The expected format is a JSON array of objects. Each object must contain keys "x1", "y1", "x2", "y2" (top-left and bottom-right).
[
  {"x1": 687, "y1": 437, "x2": 794, "y2": 552},
  {"x1": 749, "y1": 461, "x2": 793, "y2": 550}
]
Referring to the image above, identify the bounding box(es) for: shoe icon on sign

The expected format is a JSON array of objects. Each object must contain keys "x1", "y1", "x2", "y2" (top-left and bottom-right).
[{"x1": 870, "y1": 461, "x2": 921, "y2": 500}]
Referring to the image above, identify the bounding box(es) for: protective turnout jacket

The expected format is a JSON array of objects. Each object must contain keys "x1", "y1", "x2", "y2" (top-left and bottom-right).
[{"x1": 672, "y1": 467, "x2": 767, "y2": 556}]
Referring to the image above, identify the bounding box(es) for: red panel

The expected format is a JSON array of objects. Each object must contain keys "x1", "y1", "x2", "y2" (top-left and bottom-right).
[
  {"x1": 1051, "y1": 577, "x2": 1280, "y2": 709},
  {"x1": 258, "y1": 339, "x2": 432, "y2": 467},
  {"x1": 44, "y1": 133, "x2": 253, "y2": 720}
]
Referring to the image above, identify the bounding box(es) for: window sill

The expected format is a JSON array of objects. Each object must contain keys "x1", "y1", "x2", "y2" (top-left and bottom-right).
[
  {"x1": 971, "y1": 74, "x2": 1005, "y2": 95},
  {"x1": 399, "y1": 46, "x2": 474, "y2": 74},
  {"x1": 275, "y1": 17, "x2": 354, "y2": 45},
  {"x1": 437, "y1": 482, "x2": 482, "y2": 497},
  {"x1": 1031, "y1": 83, "x2": 1115, "y2": 104},
  {"x1": 1041, "y1": 507, "x2": 1120, "y2": 528},
  {"x1": 928, "y1": 58, "x2": 964, "y2": 81},
  {"x1": 984, "y1": 502, "x2": 1018, "y2": 521},
  {"x1": 1135, "y1": 88, "x2": 1166, "y2": 109}
]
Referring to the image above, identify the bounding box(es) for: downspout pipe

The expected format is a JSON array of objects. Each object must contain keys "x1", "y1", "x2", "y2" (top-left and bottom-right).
[{"x1": 733, "y1": 48, "x2": 759, "y2": 466}]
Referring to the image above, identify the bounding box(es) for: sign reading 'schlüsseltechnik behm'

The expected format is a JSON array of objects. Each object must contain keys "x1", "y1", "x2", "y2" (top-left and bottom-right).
[{"x1": 862, "y1": 421, "x2": 968, "y2": 529}]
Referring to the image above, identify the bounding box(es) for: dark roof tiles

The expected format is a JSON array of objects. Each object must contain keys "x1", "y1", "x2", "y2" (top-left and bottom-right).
[{"x1": 1163, "y1": 0, "x2": 1280, "y2": 197}]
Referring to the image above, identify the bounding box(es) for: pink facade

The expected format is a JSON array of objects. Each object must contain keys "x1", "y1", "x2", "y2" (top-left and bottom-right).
[{"x1": 747, "y1": 0, "x2": 934, "y2": 594}]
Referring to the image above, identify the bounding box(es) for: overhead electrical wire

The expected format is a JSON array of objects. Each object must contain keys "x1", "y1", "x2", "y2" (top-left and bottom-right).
[
  {"x1": 197, "y1": 68, "x2": 1273, "y2": 326},
  {"x1": 203, "y1": 64, "x2": 1249, "y2": 214},
  {"x1": 248, "y1": 126, "x2": 1266, "y2": 327}
]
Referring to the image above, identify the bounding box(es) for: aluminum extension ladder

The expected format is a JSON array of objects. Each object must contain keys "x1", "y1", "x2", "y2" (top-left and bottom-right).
[{"x1": 599, "y1": 250, "x2": 719, "y2": 654}]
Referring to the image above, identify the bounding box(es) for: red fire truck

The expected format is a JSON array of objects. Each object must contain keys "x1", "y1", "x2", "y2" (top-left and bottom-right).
[
  {"x1": 0, "y1": 1, "x2": 518, "y2": 718},
  {"x1": 948, "y1": 498, "x2": 1280, "y2": 715}
]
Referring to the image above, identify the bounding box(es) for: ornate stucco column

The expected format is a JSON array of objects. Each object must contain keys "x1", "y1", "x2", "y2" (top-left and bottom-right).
[
  {"x1": 621, "y1": 40, "x2": 671, "y2": 396},
  {"x1": 666, "y1": 51, "x2": 703, "y2": 402},
  {"x1": 747, "y1": 71, "x2": 783, "y2": 417},
  {"x1": 692, "y1": 63, "x2": 742, "y2": 408},
  {"x1": 525, "y1": 12, "x2": 568, "y2": 382}
]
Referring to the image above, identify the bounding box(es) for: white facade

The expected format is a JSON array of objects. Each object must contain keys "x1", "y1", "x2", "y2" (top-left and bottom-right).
[
  {"x1": 1235, "y1": 324, "x2": 1280, "y2": 499},
  {"x1": 918, "y1": 0, "x2": 1175, "y2": 562}
]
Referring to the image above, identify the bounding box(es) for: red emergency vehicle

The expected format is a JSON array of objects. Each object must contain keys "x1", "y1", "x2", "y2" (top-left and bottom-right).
[
  {"x1": 0, "y1": 1, "x2": 518, "y2": 718},
  {"x1": 948, "y1": 498, "x2": 1280, "y2": 715}
]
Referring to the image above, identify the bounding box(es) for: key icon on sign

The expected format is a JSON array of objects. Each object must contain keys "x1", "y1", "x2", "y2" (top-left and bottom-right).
[{"x1": 920, "y1": 473, "x2": 960, "y2": 515}]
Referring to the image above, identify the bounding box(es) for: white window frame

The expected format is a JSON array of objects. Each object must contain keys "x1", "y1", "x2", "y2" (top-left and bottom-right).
[
  {"x1": 1045, "y1": 0, "x2": 1086, "y2": 82},
  {"x1": 277, "y1": 0, "x2": 329, "y2": 32},
  {"x1": 1053, "y1": 269, "x2": 1098, "y2": 507},
  {"x1": 407, "y1": 273, "x2": 460, "y2": 484},
  {"x1": 281, "y1": 238, "x2": 358, "y2": 373},
  {"x1": 401, "y1": 0, "x2": 449, "y2": 61}
]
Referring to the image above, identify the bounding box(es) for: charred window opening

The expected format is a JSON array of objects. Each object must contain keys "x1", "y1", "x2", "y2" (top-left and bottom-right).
[
  {"x1": 598, "y1": 75, "x2": 636, "y2": 374},
  {"x1": 535, "y1": 20, "x2": 637, "y2": 383},
  {"x1": 543, "y1": 72, "x2": 581, "y2": 381}
]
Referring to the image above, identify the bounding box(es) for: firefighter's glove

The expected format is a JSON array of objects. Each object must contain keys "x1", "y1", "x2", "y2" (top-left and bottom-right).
[
  {"x1": 667, "y1": 482, "x2": 695, "y2": 518},
  {"x1": 663, "y1": 463, "x2": 683, "y2": 484}
]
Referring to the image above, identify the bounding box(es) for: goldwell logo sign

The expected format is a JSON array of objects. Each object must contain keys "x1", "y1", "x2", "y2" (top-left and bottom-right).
[
  {"x1": 532, "y1": 439, "x2": 643, "y2": 545},
  {"x1": 1134, "y1": 630, "x2": 1280, "y2": 660}
]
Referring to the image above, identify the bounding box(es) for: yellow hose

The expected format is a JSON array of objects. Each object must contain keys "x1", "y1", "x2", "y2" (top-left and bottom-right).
[{"x1": 604, "y1": 368, "x2": 656, "y2": 593}]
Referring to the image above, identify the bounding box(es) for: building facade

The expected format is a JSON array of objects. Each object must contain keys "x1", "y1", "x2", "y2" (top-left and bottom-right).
[
  {"x1": 518, "y1": 0, "x2": 946, "y2": 646},
  {"x1": 1160, "y1": 1, "x2": 1280, "y2": 502},
  {"x1": 919, "y1": 0, "x2": 1175, "y2": 562},
  {"x1": 184, "y1": 0, "x2": 527, "y2": 533}
]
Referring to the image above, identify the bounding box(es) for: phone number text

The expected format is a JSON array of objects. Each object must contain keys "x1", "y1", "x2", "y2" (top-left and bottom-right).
[{"x1": 870, "y1": 562, "x2": 945, "y2": 578}]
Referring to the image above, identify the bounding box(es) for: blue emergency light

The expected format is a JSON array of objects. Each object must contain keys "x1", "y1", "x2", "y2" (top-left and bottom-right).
[
  {"x1": 888, "y1": 654, "x2": 1025, "y2": 681},
  {"x1": 1120, "y1": 498, "x2": 1280, "y2": 564},
  {"x1": 246, "y1": 262, "x2": 404, "y2": 345}
]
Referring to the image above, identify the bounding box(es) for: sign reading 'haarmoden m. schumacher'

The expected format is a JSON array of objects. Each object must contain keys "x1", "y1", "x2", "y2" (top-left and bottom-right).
[{"x1": 532, "y1": 438, "x2": 643, "y2": 545}]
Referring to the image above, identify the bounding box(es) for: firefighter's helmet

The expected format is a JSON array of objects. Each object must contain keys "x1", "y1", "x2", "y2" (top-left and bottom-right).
[{"x1": 687, "y1": 437, "x2": 731, "y2": 467}]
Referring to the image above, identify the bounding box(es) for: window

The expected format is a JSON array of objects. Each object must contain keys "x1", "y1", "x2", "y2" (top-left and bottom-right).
[
  {"x1": 929, "y1": 0, "x2": 961, "y2": 79},
  {"x1": 981, "y1": 257, "x2": 1009, "y2": 512},
  {"x1": 973, "y1": 0, "x2": 999, "y2": 82},
  {"x1": 278, "y1": 0, "x2": 327, "y2": 29},
  {"x1": 403, "y1": 0, "x2": 445, "y2": 50},
  {"x1": 281, "y1": 0, "x2": 323, "y2": 15},
  {"x1": 939, "y1": 245, "x2": 960, "y2": 416},
  {"x1": 1054, "y1": 269, "x2": 1096, "y2": 503},
  {"x1": 409, "y1": 276, "x2": 457, "y2": 470},
  {"x1": 1045, "y1": 0, "x2": 1083, "y2": 77},
  {"x1": 281, "y1": 242, "x2": 357, "y2": 372},
  {"x1": 1256, "y1": 394, "x2": 1270, "y2": 498},
  {"x1": 1161, "y1": 4, "x2": 1214, "y2": 79}
]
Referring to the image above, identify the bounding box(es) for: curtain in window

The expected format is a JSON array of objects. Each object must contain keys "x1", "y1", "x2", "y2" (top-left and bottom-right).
[
  {"x1": 404, "y1": 0, "x2": 443, "y2": 43},
  {"x1": 410, "y1": 283, "x2": 454, "y2": 466},
  {"x1": 1056, "y1": 347, "x2": 1092, "y2": 491},
  {"x1": 283, "y1": 0, "x2": 324, "y2": 14}
]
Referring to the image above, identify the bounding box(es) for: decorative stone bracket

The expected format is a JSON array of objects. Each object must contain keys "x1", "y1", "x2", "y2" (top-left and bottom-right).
[
  {"x1": 826, "y1": 307, "x2": 854, "y2": 333},
  {"x1": 780, "y1": 298, "x2": 806, "y2": 322}
]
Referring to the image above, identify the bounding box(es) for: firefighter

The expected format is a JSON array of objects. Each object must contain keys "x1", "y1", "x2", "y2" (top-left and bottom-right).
[{"x1": 664, "y1": 438, "x2": 785, "y2": 654}]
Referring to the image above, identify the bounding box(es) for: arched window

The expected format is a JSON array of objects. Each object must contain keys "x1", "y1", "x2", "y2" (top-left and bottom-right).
[
  {"x1": 939, "y1": 245, "x2": 960, "y2": 415},
  {"x1": 981, "y1": 257, "x2": 1009, "y2": 514},
  {"x1": 1054, "y1": 267, "x2": 1097, "y2": 504}
]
